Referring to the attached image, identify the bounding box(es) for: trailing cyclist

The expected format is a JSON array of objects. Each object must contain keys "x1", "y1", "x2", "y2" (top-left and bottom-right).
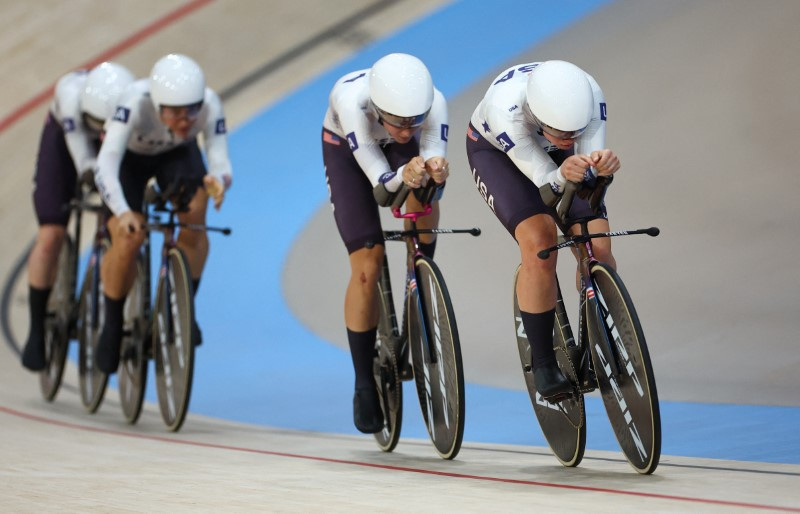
[
  {"x1": 22, "y1": 62, "x2": 135, "y2": 372},
  {"x1": 465, "y1": 60, "x2": 621, "y2": 401},
  {"x1": 322, "y1": 53, "x2": 450, "y2": 433},
  {"x1": 93, "y1": 53, "x2": 233, "y2": 374}
]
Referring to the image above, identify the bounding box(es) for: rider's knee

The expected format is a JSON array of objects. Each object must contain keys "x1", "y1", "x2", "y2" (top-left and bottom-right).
[
  {"x1": 350, "y1": 249, "x2": 383, "y2": 284},
  {"x1": 114, "y1": 230, "x2": 145, "y2": 255},
  {"x1": 517, "y1": 227, "x2": 558, "y2": 274},
  {"x1": 35, "y1": 226, "x2": 66, "y2": 255},
  {"x1": 178, "y1": 228, "x2": 208, "y2": 249},
  {"x1": 592, "y1": 239, "x2": 616, "y2": 268}
]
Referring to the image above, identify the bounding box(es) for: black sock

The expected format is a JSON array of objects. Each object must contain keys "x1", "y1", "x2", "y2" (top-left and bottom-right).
[
  {"x1": 27, "y1": 285, "x2": 51, "y2": 341},
  {"x1": 96, "y1": 294, "x2": 126, "y2": 373},
  {"x1": 104, "y1": 294, "x2": 126, "y2": 332},
  {"x1": 418, "y1": 239, "x2": 437, "y2": 259},
  {"x1": 22, "y1": 285, "x2": 52, "y2": 370},
  {"x1": 347, "y1": 327, "x2": 377, "y2": 389},
  {"x1": 192, "y1": 278, "x2": 200, "y2": 298},
  {"x1": 520, "y1": 309, "x2": 556, "y2": 369}
]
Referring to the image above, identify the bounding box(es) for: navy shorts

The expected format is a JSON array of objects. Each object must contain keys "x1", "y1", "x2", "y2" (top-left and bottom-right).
[
  {"x1": 322, "y1": 128, "x2": 419, "y2": 254},
  {"x1": 119, "y1": 140, "x2": 206, "y2": 213},
  {"x1": 465, "y1": 123, "x2": 606, "y2": 238},
  {"x1": 32, "y1": 113, "x2": 98, "y2": 226}
]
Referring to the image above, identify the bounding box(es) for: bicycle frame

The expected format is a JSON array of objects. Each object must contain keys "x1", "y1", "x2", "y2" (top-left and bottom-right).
[
  {"x1": 524, "y1": 178, "x2": 661, "y2": 473},
  {"x1": 66, "y1": 184, "x2": 109, "y2": 339},
  {"x1": 145, "y1": 205, "x2": 188, "y2": 343},
  {"x1": 393, "y1": 205, "x2": 438, "y2": 364},
  {"x1": 542, "y1": 194, "x2": 659, "y2": 385}
]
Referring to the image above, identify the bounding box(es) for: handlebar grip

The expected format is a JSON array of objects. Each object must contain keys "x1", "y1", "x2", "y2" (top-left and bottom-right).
[
  {"x1": 557, "y1": 181, "x2": 579, "y2": 223},
  {"x1": 390, "y1": 183, "x2": 411, "y2": 209},
  {"x1": 588, "y1": 175, "x2": 613, "y2": 211},
  {"x1": 413, "y1": 179, "x2": 440, "y2": 205}
]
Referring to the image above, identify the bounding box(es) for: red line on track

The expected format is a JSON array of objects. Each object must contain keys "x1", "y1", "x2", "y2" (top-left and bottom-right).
[
  {"x1": 2, "y1": 406, "x2": 797, "y2": 512},
  {"x1": 0, "y1": 0, "x2": 216, "y2": 135}
]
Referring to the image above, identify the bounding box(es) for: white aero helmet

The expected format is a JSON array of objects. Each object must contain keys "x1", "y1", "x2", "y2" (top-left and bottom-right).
[
  {"x1": 80, "y1": 62, "x2": 135, "y2": 125},
  {"x1": 526, "y1": 60, "x2": 593, "y2": 140},
  {"x1": 369, "y1": 53, "x2": 433, "y2": 128},
  {"x1": 149, "y1": 53, "x2": 205, "y2": 110}
]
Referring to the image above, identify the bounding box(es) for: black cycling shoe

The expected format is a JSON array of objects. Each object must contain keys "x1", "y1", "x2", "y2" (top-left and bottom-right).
[
  {"x1": 21, "y1": 332, "x2": 46, "y2": 371},
  {"x1": 353, "y1": 386, "x2": 384, "y2": 434},
  {"x1": 96, "y1": 323, "x2": 123, "y2": 374},
  {"x1": 191, "y1": 319, "x2": 202, "y2": 347},
  {"x1": 534, "y1": 362, "x2": 573, "y2": 401}
]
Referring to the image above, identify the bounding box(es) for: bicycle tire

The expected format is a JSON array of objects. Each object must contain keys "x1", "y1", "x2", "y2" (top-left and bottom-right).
[
  {"x1": 373, "y1": 259, "x2": 402, "y2": 452},
  {"x1": 512, "y1": 265, "x2": 586, "y2": 467},
  {"x1": 39, "y1": 235, "x2": 75, "y2": 402},
  {"x1": 408, "y1": 255, "x2": 464, "y2": 460},
  {"x1": 77, "y1": 242, "x2": 109, "y2": 413},
  {"x1": 153, "y1": 247, "x2": 194, "y2": 432},
  {"x1": 118, "y1": 254, "x2": 148, "y2": 424},
  {"x1": 587, "y1": 262, "x2": 661, "y2": 474}
]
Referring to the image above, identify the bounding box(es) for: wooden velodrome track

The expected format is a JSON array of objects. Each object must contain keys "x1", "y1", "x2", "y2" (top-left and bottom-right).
[{"x1": 1, "y1": 0, "x2": 799, "y2": 511}]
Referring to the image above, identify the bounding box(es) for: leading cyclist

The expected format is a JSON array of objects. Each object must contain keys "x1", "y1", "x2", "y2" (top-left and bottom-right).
[
  {"x1": 22, "y1": 62, "x2": 134, "y2": 371},
  {"x1": 322, "y1": 53, "x2": 450, "y2": 433},
  {"x1": 93, "y1": 53, "x2": 233, "y2": 374},
  {"x1": 466, "y1": 60, "x2": 621, "y2": 400}
]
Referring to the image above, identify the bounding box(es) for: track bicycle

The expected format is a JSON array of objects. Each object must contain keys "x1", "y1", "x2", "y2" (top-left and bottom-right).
[
  {"x1": 117, "y1": 178, "x2": 230, "y2": 431},
  {"x1": 369, "y1": 183, "x2": 480, "y2": 459},
  {"x1": 37, "y1": 176, "x2": 110, "y2": 412},
  {"x1": 512, "y1": 177, "x2": 662, "y2": 474}
]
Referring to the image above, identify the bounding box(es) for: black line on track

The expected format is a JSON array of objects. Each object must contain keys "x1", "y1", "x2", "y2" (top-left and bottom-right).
[
  {"x1": 218, "y1": 0, "x2": 401, "y2": 101},
  {"x1": 457, "y1": 443, "x2": 800, "y2": 477}
]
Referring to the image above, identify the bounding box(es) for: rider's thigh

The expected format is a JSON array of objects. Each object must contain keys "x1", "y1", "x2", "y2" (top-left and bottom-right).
[
  {"x1": 179, "y1": 186, "x2": 209, "y2": 225},
  {"x1": 586, "y1": 217, "x2": 616, "y2": 268}
]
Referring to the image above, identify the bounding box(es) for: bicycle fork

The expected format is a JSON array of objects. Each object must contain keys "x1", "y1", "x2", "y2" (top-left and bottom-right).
[{"x1": 407, "y1": 260, "x2": 450, "y2": 434}]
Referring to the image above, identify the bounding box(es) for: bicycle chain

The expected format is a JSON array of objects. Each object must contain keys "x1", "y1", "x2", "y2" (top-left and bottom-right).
[
  {"x1": 379, "y1": 333, "x2": 402, "y2": 410},
  {"x1": 554, "y1": 344, "x2": 585, "y2": 430}
]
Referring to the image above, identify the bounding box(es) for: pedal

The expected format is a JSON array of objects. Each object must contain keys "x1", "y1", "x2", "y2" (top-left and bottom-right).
[
  {"x1": 399, "y1": 359, "x2": 413, "y2": 381},
  {"x1": 579, "y1": 368, "x2": 598, "y2": 392},
  {"x1": 394, "y1": 334, "x2": 413, "y2": 381},
  {"x1": 541, "y1": 389, "x2": 575, "y2": 404}
]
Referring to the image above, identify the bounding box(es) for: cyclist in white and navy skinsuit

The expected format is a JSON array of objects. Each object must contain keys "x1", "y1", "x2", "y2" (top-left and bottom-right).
[
  {"x1": 22, "y1": 63, "x2": 134, "y2": 372},
  {"x1": 93, "y1": 54, "x2": 233, "y2": 375},
  {"x1": 466, "y1": 60, "x2": 621, "y2": 401},
  {"x1": 322, "y1": 53, "x2": 449, "y2": 434}
]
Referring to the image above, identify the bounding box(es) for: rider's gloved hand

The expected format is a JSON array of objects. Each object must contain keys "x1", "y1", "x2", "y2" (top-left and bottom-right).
[
  {"x1": 589, "y1": 149, "x2": 620, "y2": 176},
  {"x1": 560, "y1": 154, "x2": 594, "y2": 183},
  {"x1": 204, "y1": 174, "x2": 231, "y2": 211},
  {"x1": 402, "y1": 156, "x2": 426, "y2": 189},
  {"x1": 425, "y1": 156, "x2": 449, "y2": 185},
  {"x1": 117, "y1": 210, "x2": 142, "y2": 236}
]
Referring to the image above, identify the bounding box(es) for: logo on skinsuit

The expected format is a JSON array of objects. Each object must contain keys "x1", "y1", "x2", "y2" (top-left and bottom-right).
[
  {"x1": 441, "y1": 123, "x2": 449, "y2": 142},
  {"x1": 215, "y1": 119, "x2": 227, "y2": 134},
  {"x1": 112, "y1": 107, "x2": 130, "y2": 123},
  {"x1": 62, "y1": 118, "x2": 76, "y2": 132},
  {"x1": 323, "y1": 131, "x2": 341, "y2": 146},
  {"x1": 346, "y1": 132, "x2": 358, "y2": 151},
  {"x1": 496, "y1": 132, "x2": 515, "y2": 152}
]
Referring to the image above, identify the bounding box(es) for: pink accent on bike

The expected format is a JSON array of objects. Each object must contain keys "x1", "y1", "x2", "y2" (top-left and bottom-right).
[{"x1": 391, "y1": 204, "x2": 432, "y2": 222}]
